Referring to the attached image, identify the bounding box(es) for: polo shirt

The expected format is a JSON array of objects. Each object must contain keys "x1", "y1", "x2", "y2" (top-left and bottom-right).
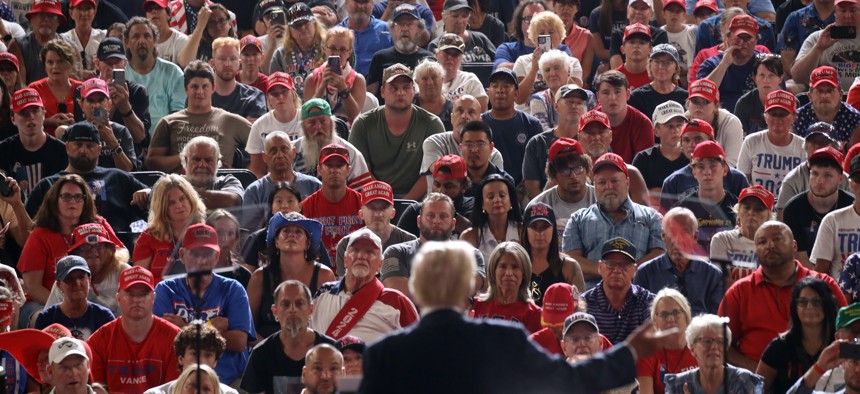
[
  {"x1": 633, "y1": 254, "x2": 724, "y2": 316},
  {"x1": 794, "y1": 102, "x2": 860, "y2": 144},
  {"x1": 336, "y1": 17, "x2": 392, "y2": 76},
  {"x1": 779, "y1": 4, "x2": 835, "y2": 52},
  {"x1": 718, "y1": 262, "x2": 847, "y2": 363},
  {"x1": 562, "y1": 198, "x2": 665, "y2": 262},
  {"x1": 583, "y1": 282, "x2": 655, "y2": 345}
]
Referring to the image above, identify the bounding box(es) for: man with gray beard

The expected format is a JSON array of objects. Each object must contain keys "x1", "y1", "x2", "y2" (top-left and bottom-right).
[
  {"x1": 292, "y1": 99, "x2": 372, "y2": 189},
  {"x1": 365, "y1": 4, "x2": 434, "y2": 98},
  {"x1": 241, "y1": 280, "x2": 335, "y2": 394}
]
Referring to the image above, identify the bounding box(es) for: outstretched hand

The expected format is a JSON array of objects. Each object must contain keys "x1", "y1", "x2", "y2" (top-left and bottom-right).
[{"x1": 625, "y1": 323, "x2": 682, "y2": 361}]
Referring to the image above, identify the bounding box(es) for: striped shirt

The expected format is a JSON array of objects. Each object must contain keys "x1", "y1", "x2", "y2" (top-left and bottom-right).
[{"x1": 583, "y1": 283, "x2": 655, "y2": 345}]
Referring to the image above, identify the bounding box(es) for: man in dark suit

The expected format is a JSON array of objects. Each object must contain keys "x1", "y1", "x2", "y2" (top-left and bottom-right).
[{"x1": 359, "y1": 240, "x2": 682, "y2": 394}]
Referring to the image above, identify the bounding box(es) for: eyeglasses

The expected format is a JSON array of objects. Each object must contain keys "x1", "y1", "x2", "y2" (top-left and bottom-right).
[
  {"x1": 326, "y1": 46, "x2": 351, "y2": 54},
  {"x1": 657, "y1": 309, "x2": 683, "y2": 321},
  {"x1": 558, "y1": 165, "x2": 586, "y2": 177},
  {"x1": 601, "y1": 261, "x2": 633, "y2": 272},
  {"x1": 522, "y1": 16, "x2": 533, "y2": 25},
  {"x1": 797, "y1": 297, "x2": 823, "y2": 307},
  {"x1": 695, "y1": 337, "x2": 725, "y2": 348},
  {"x1": 461, "y1": 141, "x2": 488, "y2": 150},
  {"x1": 59, "y1": 193, "x2": 86, "y2": 203},
  {"x1": 208, "y1": 18, "x2": 229, "y2": 27}
]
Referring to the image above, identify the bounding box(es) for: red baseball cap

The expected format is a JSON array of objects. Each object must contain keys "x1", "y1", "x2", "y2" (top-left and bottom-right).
[
  {"x1": 809, "y1": 146, "x2": 844, "y2": 168},
  {"x1": 689, "y1": 79, "x2": 719, "y2": 102},
  {"x1": 836, "y1": 0, "x2": 857, "y2": 6},
  {"x1": 68, "y1": 223, "x2": 113, "y2": 253},
  {"x1": 548, "y1": 138, "x2": 584, "y2": 161},
  {"x1": 729, "y1": 14, "x2": 759, "y2": 38},
  {"x1": 681, "y1": 119, "x2": 715, "y2": 139},
  {"x1": 26, "y1": 0, "x2": 66, "y2": 24},
  {"x1": 431, "y1": 154, "x2": 468, "y2": 179},
  {"x1": 11, "y1": 88, "x2": 44, "y2": 113},
  {"x1": 119, "y1": 266, "x2": 154, "y2": 291},
  {"x1": 0, "y1": 52, "x2": 19, "y2": 72},
  {"x1": 623, "y1": 23, "x2": 651, "y2": 42},
  {"x1": 663, "y1": 0, "x2": 685, "y2": 10},
  {"x1": 593, "y1": 153, "x2": 628, "y2": 176},
  {"x1": 844, "y1": 143, "x2": 860, "y2": 174},
  {"x1": 739, "y1": 185, "x2": 775, "y2": 210},
  {"x1": 182, "y1": 223, "x2": 220, "y2": 252},
  {"x1": 361, "y1": 180, "x2": 394, "y2": 206},
  {"x1": 240, "y1": 35, "x2": 263, "y2": 53},
  {"x1": 70, "y1": 0, "x2": 95, "y2": 7},
  {"x1": 142, "y1": 0, "x2": 169, "y2": 10},
  {"x1": 694, "y1": 0, "x2": 719, "y2": 12},
  {"x1": 541, "y1": 283, "x2": 577, "y2": 328},
  {"x1": 579, "y1": 109, "x2": 611, "y2": 131},
  {"x1": 765, "y1": 89, "x2": 796, "y2": 113},
  {"x1": 810, "y1": 66, "x2": 840, "y2": 89},
  {"x1": 267, "y1": 72, "x2": 295, "y2": 93},
  {"x1": 691, "y1": 140, "x2": 726, "y2": 162},
  {"x1": 319, "y1": 143, "x2": 349, "y2": 164},
  {"x1": 81, "y1": 78, "x2": 110, "y2": 99}
]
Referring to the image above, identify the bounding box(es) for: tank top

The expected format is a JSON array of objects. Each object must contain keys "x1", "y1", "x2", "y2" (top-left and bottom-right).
[
  {"x1": 256, "y1": 262, "x2": 324, "y2": 338},
  {"x1": 530, "y1": 267, "x2": 567, "y2": 306}
]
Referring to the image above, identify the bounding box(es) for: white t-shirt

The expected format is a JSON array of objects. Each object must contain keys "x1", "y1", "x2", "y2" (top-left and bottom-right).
[
  {"x1": 246, "y1": 109, "x2": 303, "y2": 154},
  {"x1": 710, "y1": 228, "x2": 757, "y2": 281},
  {"x1": 156, "y1": 28, "x2": 189, "y2": 65},
  {"x1": 810, "y1": 205, "x2": 860, "y2": 278},
  {"x1": 529, "y1": 185, "x2": 595, "y2": 244},
  {"x1": 4, "y1": 20, "x2": 25, "y2": 41},
  {"x1": 513, "y1": 53, "x2": 583, "y2": 112},
  {"x1": 736, "y1": 130, "x2": 806, "y2": 199},
  {"x1": 61, "y1": 28, "x2": 106, "y2": 71},
  {"x1": 797, "y1": 31, "x2": 860, "y2": 91},
  {"x1": 443, "y1": 70, "x2": 488, "y2": 102},
  {"x1": 714, "y1": 108, "x2": 745, "y2": 168},
  {"x1": 661, "y1": 24, "x2": 697, "y2": 73}
]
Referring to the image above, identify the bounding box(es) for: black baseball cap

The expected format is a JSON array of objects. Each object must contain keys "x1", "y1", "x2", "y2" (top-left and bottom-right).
[
  {"x1": 523, "y1": 203, "x2": 556, "y2": 227},
  {"x1": 64, "y1": 121, "x2": 101, "y2": 144},
  {"x1": 601, "y1": 237, "x2": 636, "y2": 263},
  {"x1": 97, "y1": 37, "x2": 126, "y2": 61},
  {"x1": 287, "y1": 3, "x2": 314, "y2": 26},
  {"x1": 489, "y1": 68, "x2": 519, "y2": 89}
]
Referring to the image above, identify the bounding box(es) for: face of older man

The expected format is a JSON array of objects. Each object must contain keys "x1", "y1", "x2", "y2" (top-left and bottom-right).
[
  {"x1": 344, "y1": 238, "x2": 382, "y2": 280},
  {"x1": 185, "y1": 144, "x2": 218, "y2": 189}
]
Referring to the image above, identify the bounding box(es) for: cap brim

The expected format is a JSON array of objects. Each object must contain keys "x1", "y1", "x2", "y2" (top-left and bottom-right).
[
  {"x1": 445, "y1": 4, "x2": 473, "y2": 11},
  {"x1": 288, "y1": 16, "x2": 314, "y2": 26},
  {"x1": 82, "y1": 88, "x2": 110, "y2": 99},
  {"x1": 527, "y1": 217, "x2": 554, "y2": 227},
  {"x1": 581, "y1": 119, "x2": 611, "y2": 130},
  {"x1": 624, "y1": 33, "x2": 651, "y2": 42},
  {"x1": 438, "y1": 45, "x2": 465, "y2": 53},
  {"x1": 56, "y1": 266, "x2": 92, "y2": 282},
  {"x1": 563, "y1": 319, "x2": 599, "y2": 336},
  {"x1": 733, "y1": 29, "x2": 758, "y2": 39},
  {"x1": 765, "y1": 104, "x2": 793, "y2": 113},
  {"x1": 363, "y1": 196, "x2": 393, "y2": 206},
  {"x1": 740, "y1": 194, "x2": 772, "y2": 209},
  {"x1": 385, "y1": 74, "x2": 414, "y2": 84},
  {"x1": 811, "y1": 79, "x2": 840, "y2": 88},
  {"x1": 13, "y1": 101, "x2": 44, "y2": 112},
  {"x1": 0, "y1": 329, "x2": 57, "y2": 383},
  {"x1": 320, "y1": 153, "x2": 349, "y2": 164},
  {"x1": 602, "y1": 250, "x2": 637, "y2": 262}
]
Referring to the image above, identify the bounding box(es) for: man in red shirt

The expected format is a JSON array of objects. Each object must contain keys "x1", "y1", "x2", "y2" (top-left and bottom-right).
[
  {"x1": 593, "y1": 70, "x2": 654, "y2": 163},
  {"x1": 718, "y1": 221, "x2": 848, "y2": 372},
  {"x1": 301, "y1": 143, "x2": 363, "y2": 264},
  {"x1": 87, "y1": 266, "x2": 180, "y2": 393},
  {"x1": 616, "y1": 23, "x2": 653, "y2": 90}
]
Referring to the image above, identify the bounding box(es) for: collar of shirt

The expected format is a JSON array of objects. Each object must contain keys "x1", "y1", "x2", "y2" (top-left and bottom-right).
[{"x1": 752, "y1": 260, "x2": 806, "y2": 286}]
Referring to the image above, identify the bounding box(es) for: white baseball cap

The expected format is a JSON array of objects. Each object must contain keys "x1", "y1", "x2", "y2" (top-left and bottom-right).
[{"x1": 49, "y1": 337, "x2": 89, "y2": 364}]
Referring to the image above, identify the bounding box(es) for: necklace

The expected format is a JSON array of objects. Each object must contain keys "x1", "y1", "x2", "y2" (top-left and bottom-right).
[{"x1": 663, "y1": 347, "x2": 690, "y2": 373}]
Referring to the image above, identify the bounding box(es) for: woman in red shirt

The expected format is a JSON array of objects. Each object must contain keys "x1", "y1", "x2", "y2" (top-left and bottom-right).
[
  {"x1": 636, "y1": 288, "x2": 698, "y2": 394},
  {"x1": 471, "y1": 242, "x2": 542, "y2": 334},
  {"x1": 132, "y1": 174, "x2": 206, "y2": 285},
  {"x1": 27, "y1": 39, "x2": 80, "y2": 136}
]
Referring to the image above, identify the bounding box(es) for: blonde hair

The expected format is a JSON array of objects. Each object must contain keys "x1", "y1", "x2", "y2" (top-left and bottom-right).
[
  {"x1": 527, "y1": 11, "x2": 566, "y2": 49},
  {"x1": 212, "y1": 37, "x2": 240, "y2": 54},
  {"x1": 175, "y1": 364, "x2": 220, "y2": 394},
  {"x1": 650, "y1": 288, "x2": 693, "y2": 326},
  {"x1": 325, "y1": 26, "x2": 355, "y2": 50},
  {"x1": 147, "y1": 174, "x2": 207, "y2": 242},
  {"x1": 414, "y1": 58, "x2": 445, "y2": 83},
  {"x1": 479, "y1": 242, "x2": 533, "y2": 303},
  {"x1": 410, "y1": 241, "x2": 477, "y2": 308},
  {"x1": 282, "y1": 18, "x2": 327, "y2": 65}
]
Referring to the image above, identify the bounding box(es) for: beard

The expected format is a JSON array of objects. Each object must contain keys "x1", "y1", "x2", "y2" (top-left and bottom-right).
[
  {"x1": 186, "y1": 171, "x2": 214, "y2": 189},
  {"x1": 69, "y1": 154, "x2": 98, "y2": 172},
  {"x1": 350, "y1": 265, "x2": 371, "y2": 279},
  {"x1": 300, "y1": 133, "x2": 334, "y2": 171},
  {"x1": 283, "y1": 317, "x2": 305, "y2": 338},
  {"x1": 420, "y1": 226, "x2": 453, "y2": 241},
  {"x1": 394, "y1": 37, "x2": 417, "y2": 53}
]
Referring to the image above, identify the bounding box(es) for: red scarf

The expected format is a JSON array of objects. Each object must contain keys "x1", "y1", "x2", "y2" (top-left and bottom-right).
[{"x1": 325, "y1": 278, "x2": 384, "y2": 340}]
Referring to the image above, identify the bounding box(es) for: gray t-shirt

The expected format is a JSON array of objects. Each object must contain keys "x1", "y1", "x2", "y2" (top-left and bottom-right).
[
  {"x1": 150, "y1": 108, "x2": 251, "y2": 172},
  {"x1": 776, "y1": 161, "x2": 852, "y2": 209},
  {"x1": 529, "y1": 185, "x2": 596, "y2": 240},
  {"x1": 420, "y1": 131, "x2": 504, "y2": 189},
  {"x1": 335, "y1": 226, "x2": 417, "y2": 276},
  {"x1": 240, "y1": 173, "x2": 322, "y2": 231},
  {"x1": 380, "y1": 239, "x2": 486, "y2": 282}
]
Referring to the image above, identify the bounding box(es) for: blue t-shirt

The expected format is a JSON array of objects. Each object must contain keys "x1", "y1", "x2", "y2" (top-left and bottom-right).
[
  {"x1": 493, "y1": 42, "x2": 572, "y2": 70},
  {"x1": 660, "y1": 165, "x2": 750, "y2": 211},
  {"x1": 153, "y1": 274, "x2": 256, "y2": 384},
  {"x1": 336, "y1": 17, "x2": 392, "y2": 76},
  {"x1": 212, "y1": 83, "x2": 268, "y2": 120},
  {"x1": 1, "y1": 351, "x2": 28, "y2": 394},
  {"x1": 697, "y1": 52, "x2": 760, "y2": 112},
  {"x1": 34, "y1": 302, "x2": 116, "y2": 340},
  {"x1": 240, "y1": 173, "x2": 322, "y2": 231},
  {"x1": 481, "y1": 111, "x2": 544, "y2": 184}
]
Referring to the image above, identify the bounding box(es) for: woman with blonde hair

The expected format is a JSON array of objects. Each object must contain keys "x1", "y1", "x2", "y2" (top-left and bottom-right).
[
  {"x1": 471, "y1": 242, "x2": 542, "y2": 333},
  {"x1": 133, "y1": 174, "x2": 206, "y2": 285},
  {"x1": 269, "y1": 3, "x2": 327, "y2": 97},
  {"x1": 413, "y1": 59, "x2": 453, "y2": 130},
  {"x1": 636, "y1": 288, "x2": 698, "y2": 394},
  {"x1": 513, "y1": 11, "x2": 581, "y2": 108},
  {"x1": 176, "y1": 364, "x2": 220, "y2": 394},
  {"x1": 304, "y1": 26, "x2": 366, "y2": 123}
]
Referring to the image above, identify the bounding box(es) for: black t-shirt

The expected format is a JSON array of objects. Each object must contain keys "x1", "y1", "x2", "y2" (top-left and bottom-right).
[
  {"x1": 73, "y1": 80, "x2": 153, "y2": 145},
  {"x1": 366, "y1": 47, "x2": 435, "y2": 94},
  {"x1": 609, "y1": 26, "x2": 669, "y2": 60},
  {"x1": 734, "y1": 88, "x2": 767, "y2": 137},
  {"x1": 464, "y1": 162, "x2": 515, "y2": 199},
  {"x1": 628, "y1": 84, "x2": 689, "y2": 123},
  {"x1": 25, "y1": 167, "x2": 148, "y2": 232},
  {"x1": 783, "y1": 189, "x2": 855, "y2": 255},
  {"x1": 0, "y1": 134, "x2": 68, "y2": 196},
  {"x1": 760, "y1": 335, "x2": 819, "y2": 394},
  {"x1": 240, "y1": 330, "x2": 336, "y2": 394},
  {"x1": 477, "y1": 15, "x2": 508, "y2": 47},
  {"x1": 212, "y1": 83, "x2": 268, "y2": 120},
  {"x1": 674, "y1": 191, "x2": 738, "y2": 253},
  {"x1": 395, "y1": 195, "x2": 475, "y2": 238},
  {"x1": 632, "y1": 146, "x2": 690, "y2": 190}
]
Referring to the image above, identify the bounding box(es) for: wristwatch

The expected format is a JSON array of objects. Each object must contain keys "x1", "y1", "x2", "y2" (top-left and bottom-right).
[
  {"x1": 112, "y1": 146, "x2": 123, "y2": 155},
  {"x1": 338, "y1": 88, "x2": 350, "y2": 99}
]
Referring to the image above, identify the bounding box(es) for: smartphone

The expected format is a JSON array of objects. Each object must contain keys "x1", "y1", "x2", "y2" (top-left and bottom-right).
[
  {"x1": 271, "y1": 10, "x2": 286, "y2": 26},
  {"x1": 538, "y1": 35, "x2": 552, "y2": 52},
  {"x1": 831, "y1": 26, "x2": 857, "y2": 39},
  {"x1": 328, "y1": 56, "x2": 340, "y2": 72},
  {"x1": 93, "y1": 108, "x2": 108, "y2": 123},
  {"x1": 0, "y1": 173, "x2": 12, "y2": 198},
  {"x1": 112, "y1": 69, "x2": 125, "y2": 85},
  {"x1": 841, "y1": 342, "x2": 860, "y2": 360}
]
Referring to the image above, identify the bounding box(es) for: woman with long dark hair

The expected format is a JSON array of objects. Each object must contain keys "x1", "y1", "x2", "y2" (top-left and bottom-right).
[
  {"x1": 460, "y1": 174, "x2": 523, "y2": 262},
  {"x1": 520, "y1": 203, "x2": 584, "y2": 305},
  {"x1": 177, "y1": 3, "x2": 236, "y2": 67},
  {"x1": 757, "y1": 277, "x2": 840, "y2": 394}
]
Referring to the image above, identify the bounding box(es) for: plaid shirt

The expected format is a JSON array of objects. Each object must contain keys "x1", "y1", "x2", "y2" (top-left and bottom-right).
[{"x1": 562, "y1": 198, "x2": 665, "y2": 262}]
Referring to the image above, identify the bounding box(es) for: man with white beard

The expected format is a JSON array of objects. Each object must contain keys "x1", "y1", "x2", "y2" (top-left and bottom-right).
[
  {"x1": 311, "y1": 229, "x2": 418, "y2": 343},
  {"x1": 292, "y1": 99, "x2": 372, "y2": 189},
  {"x1": 241, "y1": 280, "x2": 336, "y2": 394},
  {"x1": 365, "y1": 4, "x2": 433, "y2": 98}
]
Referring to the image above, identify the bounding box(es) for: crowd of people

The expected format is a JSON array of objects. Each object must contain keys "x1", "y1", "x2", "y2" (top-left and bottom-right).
[{"x1": 0, "y1": 0, "x2": 859, "y2": 392}]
